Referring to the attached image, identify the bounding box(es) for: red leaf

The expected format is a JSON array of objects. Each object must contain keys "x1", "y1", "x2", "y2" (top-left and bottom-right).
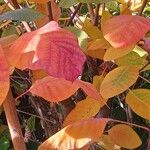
[
  {"x1": 102, "y1": 15, "x2": 150, "y2": 48},
  {"x1": 38, "y1": 118, "x2": 108, "y2": 150},
  {"x1": 0, "y1": 45, "x2": 9, "y2": 105},
  {"x1": 8, "y1": 21, "x2": 86, "y2": 81}
]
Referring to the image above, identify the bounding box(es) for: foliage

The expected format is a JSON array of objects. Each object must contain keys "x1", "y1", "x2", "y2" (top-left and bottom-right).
[{"x1": 0, "y1": 0, "x2": 150, "y2": 150}]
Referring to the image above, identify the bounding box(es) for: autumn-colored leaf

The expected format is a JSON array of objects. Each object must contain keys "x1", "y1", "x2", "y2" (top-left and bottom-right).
[
  {"x1": 8, "y1": 21, "x2": 86, "y2": 81},
  {"x1": 100, "y1": 66, "x2": 139, "y2": 99},
  {"x1": 29, "y1": 0, "x2": 50, "y2": 3},
  {"x1": 29, "y1": 76, "x2": 79, "y2": 102},
  {"x1": 104, "y1": 45, "x2": 134, "y2": 61},
  {"x1": 38, "y1": 118, "x2": 108, "y2": 150},
  {"x1": 126, "y1": 89, "x2": 150, "y2": 120},
  {"x1": 63, "y1": 97, "x2": 102, "y2": 127},
  {"x1": 35, "y1": 0, "x2": 61, "y2": 28},
  {"x1": 101, "y1": 11, "x2": 112, "y2": 29},
  {"x1": 102, "y1": 15, "x2": 150, "y2": 48},
  {"x1": 86, "y1": 38, "x2": 110, "y2": 59},
  {"x1": 0, "y1": 45, "x2": 9, "y2": 106},
  {"x1": 108, "y1": 124, "x2": 142, "y2": 149}
]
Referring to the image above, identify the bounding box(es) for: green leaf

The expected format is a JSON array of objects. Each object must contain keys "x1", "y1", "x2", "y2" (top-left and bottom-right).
[
  {"x1": 27, "y1": 116, "x2": 35, "y2": 132},
  {"x1": 0, "y1": 8, "x2": 44, "y2": 22},
  {"x1": 0, "y1": 136, "x2": 10, "y2": 150},
  {"x1": 65, "y1": 27, "x2": 88, "y2": 49}
]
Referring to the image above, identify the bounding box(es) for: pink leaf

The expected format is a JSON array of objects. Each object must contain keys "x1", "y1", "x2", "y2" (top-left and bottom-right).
[{"x1": 102, "y1": 15, "x2": 150, "y2": 48}]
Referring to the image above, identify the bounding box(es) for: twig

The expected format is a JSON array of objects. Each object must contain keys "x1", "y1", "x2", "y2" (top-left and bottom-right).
[
  {"x1": 87, "y1": 3, "x2": 95, "y2": 24},
  {"x1": 139, "y1": 75, "x2": 150, "y2": 84},
  {"x1": 67, "y1": 3, "x2": 82, "y2": 26},
  {"x1": 94, "y1": 4, "x2": 100, "y2": 26},
  {"x1": 138, "y1": 0, "x2": 148, "y2": 16},
  {"x1": 47, "y1": 1, "x2": 53, "y2": 21},
  {"x1": 139, "y1": 61, "x2": 150, "y2": 72},
  {"x1": 3, "y1": 90, "x2": 26, "y2": 150}
]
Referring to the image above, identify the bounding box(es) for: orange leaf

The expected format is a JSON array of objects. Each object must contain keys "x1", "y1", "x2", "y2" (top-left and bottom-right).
[
  {"x1": 0, "y1": 45, "x2": 9, "y2": 106},
  {"x1": 108, "y1": 124, "x2": 142, "y2": 149},
  {"x1": 102, "y1": 15, "x2": 150, "y2": 48},
  {"x1": 38, "y1": 118, "x2": 108, "y2": 150},
  {"x1": 8, "y1": 21, "x2": 86, "y2": 81},
  {"x1": 29, "y1": 76, "x2": 79, "y2": 102}
]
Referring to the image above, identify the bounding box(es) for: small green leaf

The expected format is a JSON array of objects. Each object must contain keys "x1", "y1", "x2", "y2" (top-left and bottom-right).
[
  {"x1": 0, "y1": 8, "x2": 44, "y2": 22},
  {"x1": 27, "y1": 116, "x2": 35, "y2": 132}
]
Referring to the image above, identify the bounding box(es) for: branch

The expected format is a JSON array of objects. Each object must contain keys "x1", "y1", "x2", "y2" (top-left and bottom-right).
[
  {"x1": 87, "y1": 3, "x2": 95, "y2": 24},
  {"x1": 3, "y1": 89, "x2": 26, "y2": 150},
  {"x1": 94, "y1": 4, "x2": 100, "y2": 26},
  {"x1": 47, "y1": 1, "x2": 53, "y2": 21},
  {"x1": 138, "y1": 0, "x2": 148, "y2": 16}
]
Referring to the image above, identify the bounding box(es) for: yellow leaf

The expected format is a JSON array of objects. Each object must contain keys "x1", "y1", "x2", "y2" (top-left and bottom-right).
[
  {"x1": 100, "y1": 66, "x2": 139, "y2": 99},
  {"x1": 108, "y1": 124, "x2": 142, "y2": 149},
  {"x1": 104, "y1": 45, "x2": 134, "y2": 61},
  {"x1": 38, "y1": 118, "x2": 108, "y2": 150},
  {"x1": 98, "y1": 134, "x2": 121, "y2": 150},
  {"x1": 93, "y1": 75, "x2": 104, "y2": 90},
  {"x1": 63, "y1": 97, "x2": 103, "y2": 127},
  {"x1": 82, "y1": 18, "x2": 103, "y2": 39},
  {"x1": 115, "y1": 51, "x2": 148, "y2": 69},
  {"x1": 87, "y1": 38, "x2": 110, "y2": 59},
  {"x1": 126, "y1": 89, "x2": 150, "y2": 120},
  {"x1": 101, "y1": 11, "x2": 112, "y2": 29}
]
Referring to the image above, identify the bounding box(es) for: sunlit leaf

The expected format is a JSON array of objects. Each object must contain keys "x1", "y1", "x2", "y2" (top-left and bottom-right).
[
  {"x1": 102, "y1": 15, "x2": 150, "y2": 48},
  {"x1": 63, "y1": 97, "x2": 102, "y2": 127},
  {"x1": 8, "y1": 21, "x2": 86, "y2": 81},
  {"x1": 126, "y1": 89, "x2": 150, "y2": 120},
  {"x1": 38, "y1": 118, "x2": 108, "y2": 150},
  {"x1": 108, "y1": 124, "x2": 142, "y2": 149},
  {"x1": 100, "y1": 66, "x2": 139, "y2": 99},
  {"x1": 104, "y1": 45, "x2": 134, "y2": 61},
  {"x1": 0, "y1": 45, "x2": 9, "y2": 106}
]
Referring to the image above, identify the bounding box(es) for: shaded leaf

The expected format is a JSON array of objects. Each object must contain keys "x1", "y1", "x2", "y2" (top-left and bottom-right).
[
  {"x1": 38, "y1": 118, "x2": 108, "y2": 150},
  {"x1": 108, "y1": 124, "x2": 142, "y2": 149},
  {"x1": 100, "y1": 66, "x2": 139, "y2": 99},
  {"x1": 27, "y1": 116, "x2": 35, "y2": 132},
  {"x1": 102, "y1": 15, "x2": 150, "y2": 48},
  {"x1": 8, "y1": 21, "x2": 86, "y2": 81},
  {"x1": 0, "y1": 8, "x2": 43, "y2": 22},
  {"x1": 126, "y1": 89, "x2": 150, "y2": 120}
]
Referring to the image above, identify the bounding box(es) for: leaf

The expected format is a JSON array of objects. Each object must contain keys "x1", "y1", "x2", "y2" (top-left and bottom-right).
[
  {"x1": 0, "y1": 8, "x2": 43, "y2": 22},
  {"x1": 29, "y1": 76, "x2": 101, "y2": 102},
  {"x1": 38, "y1": 118, "x2": 108, "y2": 150},
  {"x1": 101, "y1": 11, "x2": 112, "y2": 29},
  {"x1": 126, "y1": 89, "x2": 150, "y2": 120},
  {"x1": 29, "y1": 76, "x2": 79, "y2": 102},
  {"x1": 35, "y1": 1, "x2": 61, "y2": 28},
  {"x1": 87, "y1": 38, "x2": 110, "y2": 59},
  {"x1": 104, "y1": 45, "x2": 134, "y2": 61},
  {"x1": 0, "y1": 45, "x2": 9, "y2": 106},
  {"x1": 102, "y1": 15, "x2": 150, "y2": 48},
  {"x1": 65, "y1": 27, "x2": 88, "y2": 49},
  {"x1": 29, "y1": 0, "x2": 50, "y2": 3},
  {"x1": 115, "y1": 51, "x2": 148, "y2": 69},
  {"x1": 8, "y1": 21, "x2": 86, "y2": 81},
  {"x1": 108, "y1": 124, "x2": 142, "y2": 149},
  {"x1": 63, "y1": 97, "x2": 102, "y2": 127},
  {"x1": 100, "y1": 66, "x2": 139, "y2": 99},
  {"x1": 82, "y1": 18, "x2": 103, "y2": 39},
  {"x1": 27, "y1": 116, "x2": 35, "y2": 132},
  {"x1": 59, "y1": 0, "x2": 79, "y2": 8}
]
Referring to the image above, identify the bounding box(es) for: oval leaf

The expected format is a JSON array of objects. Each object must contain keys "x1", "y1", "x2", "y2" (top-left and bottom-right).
[
  {"x1": 102, "y1": 15, "x2": 150, "y2": 48},
  {"x1": 100, "y1": 66, "x2": 139, "y2": 99},
  {"x1": 108, "y1": 124, "x2": 142, "y2": 149},
  {"x1": 38, "y1": 118, "x2": 108, "y2": 150},
  {"x1": 8, "y1": 21, "x2": 86, "y2": 81},
  {"x1": 126, "y1": 89, "x2": 150, "y2": 120}
]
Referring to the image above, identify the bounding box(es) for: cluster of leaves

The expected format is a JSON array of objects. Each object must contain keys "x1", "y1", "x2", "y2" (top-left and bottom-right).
[{"x1": 0, "y1": 0, "x2": 150, "y2": 150}]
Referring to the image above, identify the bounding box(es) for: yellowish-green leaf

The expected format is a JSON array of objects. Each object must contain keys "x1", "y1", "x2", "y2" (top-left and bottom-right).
[
  {"x1": 108, "y1": 124, "x2": 142, "y2": 149},
  {"x1": 115, "y1": 51, "x2": 148, "y2": 69},
  {"x1": 87, "y1": 38, "x2": 110, "y2": 59},
  {"x1": 104, "y1": 45, "x2": 134, "y2": 61},
  {"x1": 39, "y1": 118, "x2": 108, "y2": 150},
  {"x1": 82, "y1": 19, "x2": 103, "y2": 39},
  {"x1": 126, "y1": 89, "x2": 150, "y2": 120},
  {"x1": 100, "y1": 66, "x2": 139, "y2": 99},
  {"x1": 133, "y1": 45, "x2": 148, "y2": 57}
]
